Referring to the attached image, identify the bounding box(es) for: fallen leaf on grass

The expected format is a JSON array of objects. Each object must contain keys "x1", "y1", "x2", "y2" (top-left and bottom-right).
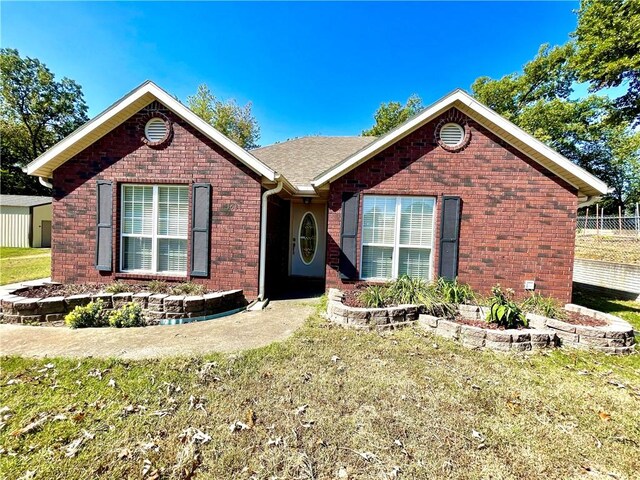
[
  {"x1": 598, "y1": 411, "x2": 611, "y2": 422},
  {"x1": 6, "y1": 379, "x2": 23, "y2": 386},
  {"x1": 117, "y1": 447, "x2": 131, "y2": 460},
  {"x1": 87, "y1": 369, "x2": 104, "y2": 380},
  {"x1": 108, "y1": 378, "x2": 117, "y2": 388},
  {"x1": 266, "y1": 436, "x2": 283, "y2": 447},
  {"x1": 179, "y1": 427, "x2": 211, "y2": 445},
  {"x1": 17, "y1": 471, "x2": 36, "y2": 480},
  {"x1": 331, "y1": 355, "x2": 341, "y2": 363},
  {"x1": 245, "y1": 408, "x2": 256, "y2": 428},
  {"x1": 471, "y1": 430, "x2": 485, "y2": 442},
  {"x1": 229, "y1": 421, "x2": 249, "y2": 432},
  {"x1": 295, "y1": 404, "x2": 308, "y2": 416},
  {"x1": 149, "y1": 409, "x2": 172, "y2": 418},
  {"x1": 11, "y1": 414, "x2": 49, "y2": 437},
  {"x1": 188, "y1": 395, "x2": 207, "y2": 415},
  {"x1": 65, "y1": 430, "x2": 94, "y2": 457}
]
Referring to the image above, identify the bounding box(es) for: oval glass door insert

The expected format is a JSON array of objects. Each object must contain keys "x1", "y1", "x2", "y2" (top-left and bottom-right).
[{"x1": 299, "y1": 212, "x2": 317, "y2": 265}]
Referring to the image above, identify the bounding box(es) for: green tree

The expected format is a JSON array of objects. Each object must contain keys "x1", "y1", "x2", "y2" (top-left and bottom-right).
[
  {"x1": 0, "y1": 48, "x2": 89, "y2": 194},
  {"x1": 362, "y1": 94, "x2": 423, "y2": 136},
  {"x1": 472, "y1": 43, "x2": 640, "y2": 211},
  {"x1": 572, "y1": 0, "x2": 640, "y2": 124},
  {"x1": 187, "y1": 84, "x2": 260, "y2": 149}
]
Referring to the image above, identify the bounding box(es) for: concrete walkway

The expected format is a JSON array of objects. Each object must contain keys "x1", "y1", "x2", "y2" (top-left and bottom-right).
[{"x1": 0, "y1": 298, "x2": 317, "y2": 360}]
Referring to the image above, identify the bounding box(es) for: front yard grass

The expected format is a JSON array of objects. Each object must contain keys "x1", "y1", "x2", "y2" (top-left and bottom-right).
[
  {"x1": 0, "y1": 247, "x2": 51, "y2": 285},
  {"x1": 1, "y1": 310, "x2": 638, "y2": 479}
]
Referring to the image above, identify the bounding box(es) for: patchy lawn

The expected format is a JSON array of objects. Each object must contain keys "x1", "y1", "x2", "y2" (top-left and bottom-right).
[
  {"x1": 573, "y1": 287, "x2": 640, "y2": 331},
  {"x1": 0, "y1": 247, "x2": 51, "y2": 285},
  {"x1": 575, "y1": 236, "x2": 640, "y2": 265},
  {"x1": 1, "y1": 310, "x2": 638, "y2": 479}
]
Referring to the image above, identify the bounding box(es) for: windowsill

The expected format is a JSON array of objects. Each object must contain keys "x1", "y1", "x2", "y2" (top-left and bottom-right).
[{"x1": 115, "y1": 272, "x2": 188, "y2": 282}]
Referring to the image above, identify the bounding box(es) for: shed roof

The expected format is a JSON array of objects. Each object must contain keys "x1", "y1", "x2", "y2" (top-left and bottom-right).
[{"x1": 0, "y1": 195, "x2": 52, "y2": 208}]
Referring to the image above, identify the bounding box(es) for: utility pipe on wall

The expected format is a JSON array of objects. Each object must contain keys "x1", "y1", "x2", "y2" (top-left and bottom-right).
[{"x1": 258, "y1": 177, "x2": 283, "y2": 301}]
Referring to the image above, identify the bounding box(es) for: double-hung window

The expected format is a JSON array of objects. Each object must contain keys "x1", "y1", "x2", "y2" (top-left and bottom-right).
[
  {"x1": 360, "y1": 195, "x2": 435, "y2": 280},
  {"x1": 120, "y1": 184, "x2": 188, "y2": 274}
]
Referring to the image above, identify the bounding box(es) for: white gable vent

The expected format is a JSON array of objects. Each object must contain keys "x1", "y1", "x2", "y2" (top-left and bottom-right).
[
  {"x1": 439, "y1": 123, "x2": 465, "y2": 147},
  {"x1": 144, "y1": 117, "x2": 168, "y2": 143}
]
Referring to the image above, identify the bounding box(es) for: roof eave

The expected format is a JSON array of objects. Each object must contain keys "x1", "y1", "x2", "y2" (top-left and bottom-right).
[
  {"x1": 311, "y1": 90, "x2": 608, "y2": 198},
  {"x1": 26, "y1": 81, "x2": 277, "y2": 182}
]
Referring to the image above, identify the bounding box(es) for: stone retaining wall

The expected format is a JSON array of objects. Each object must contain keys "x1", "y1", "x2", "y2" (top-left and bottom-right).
[
  {"x1": 526, "y1": 304, "x2": 635, "y2": 354},
  {"x1": 0, "y1": 289, "x2": 246, "y2": 326},
  {"x1": 326, "y1": 289, "x2": 419, "y2": 329},
  {"x1": 326, "y1": 289, "x2": 635, "y2": 354}
]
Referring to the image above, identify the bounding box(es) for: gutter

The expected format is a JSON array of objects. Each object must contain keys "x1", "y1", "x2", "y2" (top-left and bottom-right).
[
  {"x1": 39, "y1": 177, "x2": 53, "y2": 189},
  {"x1": 251, "y1": 176, "x2": 284, "y2": 309}
]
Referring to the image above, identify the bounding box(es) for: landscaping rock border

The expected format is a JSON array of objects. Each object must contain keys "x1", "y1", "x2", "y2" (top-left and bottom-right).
[
  {"x1": 0, "y1": 288, "x2": 247, "y2": 326},
  {"x1": 326, "y1": 289, "x2": 419, "y2": 329},
  {"x1": 326, "y1": 289, "x2": 636, "y2": 354},
  {"x1": 526, "y1": 304, "x2": 635, "y2": 354}
]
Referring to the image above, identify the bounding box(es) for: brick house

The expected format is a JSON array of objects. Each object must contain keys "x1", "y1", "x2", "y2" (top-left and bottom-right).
[{"x1": 27, "y1": 81, "x2": 607, "y2": 304}]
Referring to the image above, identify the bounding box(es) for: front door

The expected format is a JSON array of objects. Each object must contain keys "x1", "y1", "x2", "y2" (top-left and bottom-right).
[
  {"x1": 41, "y1": 220, "x2": 52, "y2": 248},
  {"x1": 290, "y1": 202, "x2": 326, "y2": 277}
]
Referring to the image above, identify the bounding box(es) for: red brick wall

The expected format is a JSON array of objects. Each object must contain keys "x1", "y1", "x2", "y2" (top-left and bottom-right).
[
  {"x1": 51, "y1": 101, "x2": 262, "y2": 298},
  {"x1": 326, "y1": 108, "x2": 578, "y2": 303}
]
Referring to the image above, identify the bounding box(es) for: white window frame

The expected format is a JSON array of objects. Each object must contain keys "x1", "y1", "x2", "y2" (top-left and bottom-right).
[
  {"x1": 359, "y1": 195, "x2": 436, "y2": 281},
  {"x1": 120, "y1": 184, "x2": 188, "y2": 276}
]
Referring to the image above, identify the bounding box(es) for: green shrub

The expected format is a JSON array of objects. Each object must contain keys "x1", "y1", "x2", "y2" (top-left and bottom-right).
[
  {"x1": 171, "y1": 282, "x2": 205, "y2": 296},
  {"x1": 485, "y1": 285, "x2": 527, "y2": 329},
  {"x1": 386, "y1": 275, "x2": 429, "y2": 305},
  {"x1": 358, "y1": 285, "x2": 387, "y2": 308},
  {"x1": 104, "y1": 281, "x2": 132, "y2": 294},
  {"x1": 65, "y1": 300, "x2": 106, "y2": 329},
  {"x1": 108, "y1": 302, "x2": 145, "y2": 328},
  {"x1": 521, "y1": 293, "x2": 567, "y2": 320},
  {"x1": 435, "y1": 277, "x2": 475, "y2": 304},
  {"x1": 147, "y1": 280, "x2": 168, "y2": 294},
  {"x1": 358, "y1": 275, "x2": 456, "y2": 318}
]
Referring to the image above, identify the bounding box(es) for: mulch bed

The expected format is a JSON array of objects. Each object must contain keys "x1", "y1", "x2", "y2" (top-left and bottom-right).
[
  {"x1": 13, "y1": 283, "x2": 215, "y2": 299},
  {"x1": 342, "y1": 288, "x2": 367, "y2": 308},
  {"x1": 559, "y1": 310, "x2": 608, "y2": 327},
  {"x1": 453, "y1": 315, "x2": 523, "y2": 330}
]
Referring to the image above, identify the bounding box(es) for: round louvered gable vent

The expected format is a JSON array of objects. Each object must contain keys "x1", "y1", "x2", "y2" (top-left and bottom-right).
[
  {"x1": 144, "y1": 118, "x2": 168, "y2": 143},
  {"x1": 439, "y1": 123, "x2": 464, "y2": 147}
]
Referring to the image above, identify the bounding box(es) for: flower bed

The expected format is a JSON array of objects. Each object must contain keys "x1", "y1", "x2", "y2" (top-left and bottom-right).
[
  {"x1": 0, "y1": 287, "x2": 247, "y2": 326},
  {"x1": 326, "y1": 288, "x2": 636, "y2": 354},
  {"x1": 326, "y1": 289, "x2": 420, "y2": 329}
]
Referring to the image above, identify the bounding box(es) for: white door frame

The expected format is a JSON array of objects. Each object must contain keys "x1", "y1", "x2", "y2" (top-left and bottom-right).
[{"x1": 288, "y1": 200, "x2": 327, "y2": 278}]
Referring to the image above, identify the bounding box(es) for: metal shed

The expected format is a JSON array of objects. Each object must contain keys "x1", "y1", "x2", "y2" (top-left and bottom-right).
[{"x1": 0, "y1": 195, "x2": 53, "y2": 248}]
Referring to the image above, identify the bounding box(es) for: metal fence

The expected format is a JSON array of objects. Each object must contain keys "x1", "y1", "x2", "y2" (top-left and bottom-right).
[{"x1": 575, "y1": 204, "x2": 640, "y2": 266}]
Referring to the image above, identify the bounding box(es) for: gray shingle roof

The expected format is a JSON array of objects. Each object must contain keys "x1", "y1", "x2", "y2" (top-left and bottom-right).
[
  {"x1": 0, "y1": 195, "x2": 52, "y2": 207},
  {"x1": 251, "y1": 136, "x2": 377, "y2": 187}
]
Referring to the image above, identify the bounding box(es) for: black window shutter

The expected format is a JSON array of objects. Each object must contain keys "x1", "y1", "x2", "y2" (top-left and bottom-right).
[
  {"x1": 96, "y1": 180, "x2": 113, "y2": 271},
  {"x1": 339, "y1": 192, "x2": 360, "y2": 280},
  {"x1": 191, "y1": 183, "x2": 211, "y2": 277},
  {"x1": 438, "y1": 196, "x2": 462, "y2": 280}
]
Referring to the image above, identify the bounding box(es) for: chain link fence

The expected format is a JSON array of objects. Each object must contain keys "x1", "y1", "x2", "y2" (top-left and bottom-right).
[{"x1": 576, "y1": 205, "x2": 640, "y2": 265}]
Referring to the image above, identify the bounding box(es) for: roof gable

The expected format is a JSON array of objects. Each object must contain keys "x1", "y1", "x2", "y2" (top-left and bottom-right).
[
  {"x1": 312, "y1": 90, "x2": 608, "y2": 198},
  {"x1": 26, "y1": 81, "x2": 276, "y2": 181}
]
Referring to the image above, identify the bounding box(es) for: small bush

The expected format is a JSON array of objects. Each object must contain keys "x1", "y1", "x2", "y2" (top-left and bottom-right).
[
  {"x1": 171, "y1": 282, "x2": 205, "y2": 296},
  {"x1": 521, "y1": 293, "x2": 567, "y2": 320},
  {"x1": 148, "y1": 280, "x2": 168, "y2": 294},
  {"x1": 435, "y1": 277, "x2": 475, "y2": 304},
  {"x1": 108, "y1": 302, "x2": 145, "y2": 328},
  {"x1": 386, "y1": 275, "x2": 429, "y2": 305},
  {"x1": 65, "y1": 300, "x2": 106, "y2": 329},
  {"x1": 485, "y1": 285, "x2": 527, "y2": 329},
  {"x1": 359, "y1": 285, "x2": 387, "y2": 308},
  {"x1": 104, "y1": 281, "x2": 132, "y2": 294}
]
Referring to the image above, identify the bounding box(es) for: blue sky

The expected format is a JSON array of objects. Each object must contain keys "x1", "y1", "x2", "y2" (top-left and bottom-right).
[{"x1": 2, "y1": 1, "x2": 582, "y2": 146}]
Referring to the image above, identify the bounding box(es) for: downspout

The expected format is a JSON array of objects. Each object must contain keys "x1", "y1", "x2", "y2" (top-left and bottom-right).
[
  {"x1": 39, "y1": 177, "x2": 53, "y2": 189},
  {"x1": 257, "y1": 176, "x2": 284, "y2": 301}
]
